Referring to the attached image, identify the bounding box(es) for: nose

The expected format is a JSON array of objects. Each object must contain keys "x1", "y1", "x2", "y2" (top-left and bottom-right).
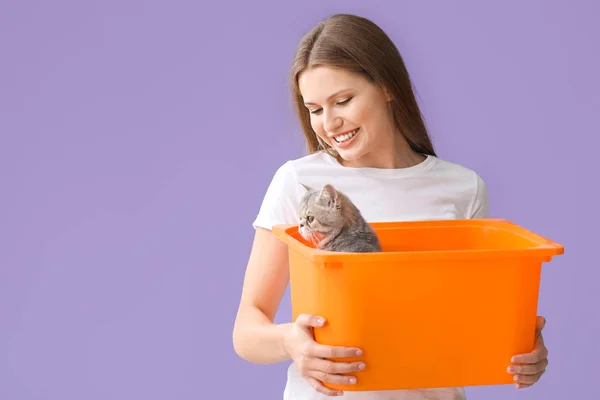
[{"x1": 323, "y1": 110, "x2": 343, "y2": 133}]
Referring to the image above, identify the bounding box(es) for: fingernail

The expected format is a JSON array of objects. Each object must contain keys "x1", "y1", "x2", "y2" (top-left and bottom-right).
[
  {"x1": 349, "y1": 377, "x2": 356, "y2": 384},
  {"x1": 358, "y1": 363, "x2": 366, "y2": 370},
  {"x1": 507, "y1": 366, "x2": 516, "y2": 374},
  {"x1": 355, "y1": 349, "x2": 363, "y2": 356},
  {"x1": 514, "y1": 375, "x2": 520, "y2": 382},
  {"x1": 316, "y1": 318, "x2": 324, "y2": 326}
]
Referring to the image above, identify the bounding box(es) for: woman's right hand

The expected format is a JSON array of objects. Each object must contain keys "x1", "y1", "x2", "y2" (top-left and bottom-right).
[{"x1": 283, "y1": 314, "x2": 366, "y2": 396}]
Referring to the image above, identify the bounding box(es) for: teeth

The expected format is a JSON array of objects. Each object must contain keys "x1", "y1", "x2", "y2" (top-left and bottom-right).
[{"x1": 334, "y1": 129, "x2": 358, "y2": 143}]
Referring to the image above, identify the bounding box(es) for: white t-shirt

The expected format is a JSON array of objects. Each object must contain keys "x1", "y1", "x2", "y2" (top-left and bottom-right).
[{"x1": 252, "y1": 151, "x2": 489, "y2": 400}]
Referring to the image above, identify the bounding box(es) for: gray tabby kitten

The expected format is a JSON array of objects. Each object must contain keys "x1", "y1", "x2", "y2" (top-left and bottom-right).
[{"x1": 298, "y1": 183, "x2": 382, "y2": 253}]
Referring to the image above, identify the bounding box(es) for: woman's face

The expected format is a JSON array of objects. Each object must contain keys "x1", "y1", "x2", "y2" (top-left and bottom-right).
[{"x1": 298, "y1": 65, "x2": 395, "y2": 165}]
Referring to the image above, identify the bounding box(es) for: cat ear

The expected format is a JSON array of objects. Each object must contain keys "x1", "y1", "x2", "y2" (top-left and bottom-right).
[
  {"x1": 319, "y1": 184, "x2": 338, "y2": 200},
  {"x1": 300, "y1": 183, "x2": 315, "y2": 193}
]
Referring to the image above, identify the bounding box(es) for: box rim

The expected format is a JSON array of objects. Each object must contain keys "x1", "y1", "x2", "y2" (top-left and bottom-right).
[{"x1": 272, "y1": 218, "x2": 564, "y2": 264}]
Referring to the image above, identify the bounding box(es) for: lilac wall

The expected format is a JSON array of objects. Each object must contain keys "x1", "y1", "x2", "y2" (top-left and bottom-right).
[{"x1": 1, "y1": 1, "x2": 597, "y2": 399}]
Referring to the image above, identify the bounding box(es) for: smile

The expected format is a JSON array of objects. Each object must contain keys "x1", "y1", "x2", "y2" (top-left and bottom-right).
[{"x1": 333, "y1": 128, "x2": 359, "y2": 143}]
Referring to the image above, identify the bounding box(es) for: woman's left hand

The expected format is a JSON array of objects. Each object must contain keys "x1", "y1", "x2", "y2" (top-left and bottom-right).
[{"x1": 507, "y1": 316, "x2": 549, "y2": 389}]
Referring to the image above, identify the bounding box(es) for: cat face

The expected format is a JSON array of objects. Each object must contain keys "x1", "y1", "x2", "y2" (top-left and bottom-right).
[{"x1": 298, "y1": 184, "x2": 345, "y2": 244}]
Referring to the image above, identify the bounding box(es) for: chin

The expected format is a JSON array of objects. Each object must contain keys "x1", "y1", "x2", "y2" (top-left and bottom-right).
[
  {"x1": 336, "y1": 147, "x2": 369, "y2": 162},
  {"x1": 331, "y1": 136, "x2": 370, "y2": 161},
  {"x1": 298, "y1": 227, "x2": 309, "y2": 241}
]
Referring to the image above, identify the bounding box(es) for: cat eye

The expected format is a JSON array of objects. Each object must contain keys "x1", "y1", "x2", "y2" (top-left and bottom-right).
[{"x1": 307, "y1": 216, "x2": 314, "y2": 223}]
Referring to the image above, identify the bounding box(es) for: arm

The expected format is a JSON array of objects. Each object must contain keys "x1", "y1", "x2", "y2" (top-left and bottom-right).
[
  {"x1": 233, "y1": 162, "x2": 364, "y2": 396},
  {"x1": 232, "y1": 227, "x2": 294, "y2": 364},
  {"x1": 232, "y1": 226, "x2": 365, "y2": 396}
]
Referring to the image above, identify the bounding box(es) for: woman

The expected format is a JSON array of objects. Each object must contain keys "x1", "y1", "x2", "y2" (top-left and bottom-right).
[{"x1": 232, "y1": 13, "x2": 549, "y2": 399}]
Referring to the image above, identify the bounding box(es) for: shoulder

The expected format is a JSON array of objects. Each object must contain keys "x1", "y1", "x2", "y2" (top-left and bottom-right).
[
  {"x1": 252, "y1": 153, "x2": 332, "y2": 230},
  {"x1": 266, "y1": 151, "x2": 334, "y2": 187},
  {"x1": 430, "y1": 157, "x2": 489, "y2": 219},
  {"x1": 430, "y1": 156, "x2": 479, "y2": 178},
  {"x1": 288, "y1": 151, "x2": 336, "y2": 170}
]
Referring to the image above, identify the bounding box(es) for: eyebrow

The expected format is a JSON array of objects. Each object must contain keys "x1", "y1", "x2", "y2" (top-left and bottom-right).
[{"x1": 303, "y1": 89, "x2": 353, "y2": 106}]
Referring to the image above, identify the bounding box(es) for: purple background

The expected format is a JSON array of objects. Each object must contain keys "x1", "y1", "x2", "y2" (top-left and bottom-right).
[{"x1": 1, "y1": 1, "x2": 597, "y2": 399}]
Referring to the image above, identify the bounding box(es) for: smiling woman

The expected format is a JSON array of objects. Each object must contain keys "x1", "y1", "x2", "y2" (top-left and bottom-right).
[
  {"x1": 232, "y1": 13, "x2": 549, "y2": 400},
  {"x1": 296, "y1": 66, "x2": 420, "y2": 168},
  {"x1": 290, "y1": 14, "x2": 435, "y2": 171}
]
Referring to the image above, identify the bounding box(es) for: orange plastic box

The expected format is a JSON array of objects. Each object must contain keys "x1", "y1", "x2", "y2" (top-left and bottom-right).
[{"x1": 272, "y1": 218, "x2": 563, "y2": 392}]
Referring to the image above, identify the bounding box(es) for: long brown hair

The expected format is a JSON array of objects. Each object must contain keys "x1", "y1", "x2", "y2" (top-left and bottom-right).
[{"x1": 290, "y1": 13, "x2": 436, "y2": 157}]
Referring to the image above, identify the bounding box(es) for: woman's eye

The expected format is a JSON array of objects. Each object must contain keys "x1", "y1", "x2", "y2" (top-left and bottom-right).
[{"x1": 308, "y1": 98, "x2": 352, "y2": 115}]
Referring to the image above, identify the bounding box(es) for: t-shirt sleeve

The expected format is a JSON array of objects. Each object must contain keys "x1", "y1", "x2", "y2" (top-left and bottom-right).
[
  {"x1": 468, "y1": 174, "x2": 490, "y2": 219},
  {"x1": 252, "y1": 161, "x2": 302, "y2": 230}
]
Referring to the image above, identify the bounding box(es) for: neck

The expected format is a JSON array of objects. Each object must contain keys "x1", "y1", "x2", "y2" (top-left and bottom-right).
[{"x1": 315, "y1": 228, "x2": 342, "y2": 249}]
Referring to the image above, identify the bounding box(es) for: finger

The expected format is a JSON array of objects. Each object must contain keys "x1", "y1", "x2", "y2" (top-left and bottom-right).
[
  {"x1": 305, "y1": 341, "x2": 363, "y2": 359},
  {"x1": 295, "y1": 314, "x2": 327, "y2": 328},
  {"x1": 513, "y1": 369, "x2": 546, "y2": 385},
  {"x1": 508, "y1": 358, "x2": 548, "y2": 375},
  {"x1": 515, "y1": 383, "x2": 533, "y2": 389},
  {"x1": 536, "y1": 316, "x2": 546, "y2": 332},
  {"x1": 309, "y1": 368, "x2": 358, "y2": 386},
  {"x1": 511, "y1": 345, "x2": 548, "y2": 364},
  {"x1": 311, "y1": 358, "x2": 366, "y2": 375},
  {"x1": 534, "y1": 316, "x2": 546, "y2": 345},
  {"x1": 305, "y1": 376, "x2": 343, "y2": 396},
  {"x1": 308, "y1": 358, "x2": 365, "y2": 374}
]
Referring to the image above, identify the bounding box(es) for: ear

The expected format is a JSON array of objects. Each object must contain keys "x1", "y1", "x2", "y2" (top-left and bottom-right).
[
  {"x1": 382, "y1": 86, "x2": 393, "y2": 102},
  {"x1": 300, "y1": 183, "x2": 314, "y2": 193},
  {"x1": 319, "y1": 184, "x2": 338, "y2": 200}
]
